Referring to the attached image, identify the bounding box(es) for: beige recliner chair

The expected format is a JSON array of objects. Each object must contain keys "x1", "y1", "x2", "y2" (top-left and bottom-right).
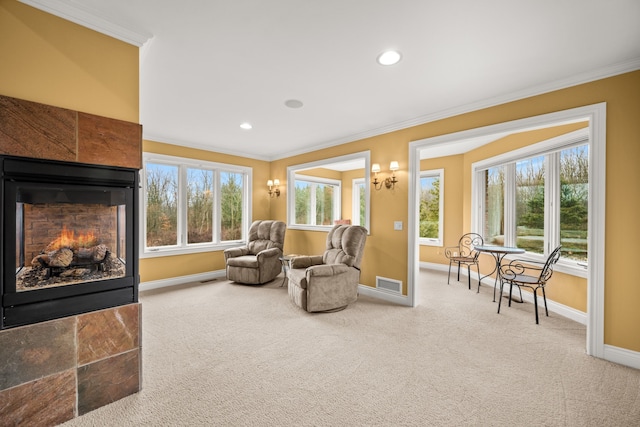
[
  {"x1": 287, "y1": 224, "x2": 367, "y2": 312},
  {"x1": 224, "y1": 220, "x2": 286, "y2": 285}
]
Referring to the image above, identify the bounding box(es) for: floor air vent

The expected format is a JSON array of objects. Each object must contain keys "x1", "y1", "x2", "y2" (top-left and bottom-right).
[{"x1": 376, "y1": 276, "x2": 402, "y2": 294}]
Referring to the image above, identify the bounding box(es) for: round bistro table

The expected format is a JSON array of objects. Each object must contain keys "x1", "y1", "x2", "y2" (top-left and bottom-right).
[{"x1": 474, "y1": 245, "x2": 525, "y2": 302}]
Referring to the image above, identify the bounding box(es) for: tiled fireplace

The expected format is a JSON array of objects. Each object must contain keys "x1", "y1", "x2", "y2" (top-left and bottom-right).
[
  {"x1": 2, "y1": 156, "x2": 139, "y2": 329},
  {"x1": 0, "y1": 94, "x2": 143, "y2": 425}
]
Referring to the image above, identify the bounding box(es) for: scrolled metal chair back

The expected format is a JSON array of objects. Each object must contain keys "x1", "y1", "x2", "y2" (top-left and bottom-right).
[
  {"x1": 539, "y1": 245, "x2": 562, "y2": 283},
  {"x1": 459, "y1": 233, "x2": 484, "y2": 260},
  {"x1": 458, "y1": 233, "x2": 484, "y2": 259}
]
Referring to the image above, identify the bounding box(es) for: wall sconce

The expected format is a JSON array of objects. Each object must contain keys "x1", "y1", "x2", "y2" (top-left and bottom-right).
[
  {"x1": 371, "y1": 161, "x2": 399, "y2": 190},
  {"x1": 267, "y1": 179, "x2": 280, "y2": 197}
]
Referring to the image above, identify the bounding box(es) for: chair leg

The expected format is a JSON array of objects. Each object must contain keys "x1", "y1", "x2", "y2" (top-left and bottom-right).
[
  {"x1": 476, "y1": 264, "x2": 482, "y2": 293},
  {"x1": 497, "y1": 280, "x2": 504, "y2": 313},
  {"x1": 467, "y1": 265, "x2": 471, "y2": 289},
  {"x1": 541, "y1": 287, "x2": 549, "y2": 317},
  {"x1": 508, "y1": 283, "x2": 513, "y2": 307},
  {"x1": 457, "y1": 262, "x2": 461, "y2": 281},
  {"x1": 533, "y1": 289, "x2": 539, "y2": 324},
  {"x1": 447, "y1": 261, "x2": 453, "y2": 284}
]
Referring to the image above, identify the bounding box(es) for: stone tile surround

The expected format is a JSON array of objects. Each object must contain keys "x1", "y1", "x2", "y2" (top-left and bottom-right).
[{"x1": 0, "y1": 303, "x2": 141, "y2": 426}]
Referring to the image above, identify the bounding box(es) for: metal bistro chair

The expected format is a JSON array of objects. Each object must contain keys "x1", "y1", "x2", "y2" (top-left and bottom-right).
[
  {"x1": 498, "y1": 245, "x2": 562, "y2": 324},
  {"x1": 444, "y1": 233, "x2": 484, "y2": 290}
]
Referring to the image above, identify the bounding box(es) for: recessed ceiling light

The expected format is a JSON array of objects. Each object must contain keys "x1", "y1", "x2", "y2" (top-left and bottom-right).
[
  {"x1": 239, "y1": 122, "x2": 253, "y2": 130},
  {"x1": 284, "y1": 99, "x2": 304, "y2": 109},
  {"x1": 377, "y1": 50, "x2": 402, "y2": 66}
]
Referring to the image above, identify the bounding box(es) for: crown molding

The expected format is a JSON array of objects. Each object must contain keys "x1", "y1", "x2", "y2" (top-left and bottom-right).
[
  {"x1": 268, "y1": 57, "x2": 640, "y2": 161},
  {"x1": 19, "y1": 0, "x2": 152, "y2": 46},
  {"x1": 143, "y1": 134, "x2": 274, "y2": 163}
]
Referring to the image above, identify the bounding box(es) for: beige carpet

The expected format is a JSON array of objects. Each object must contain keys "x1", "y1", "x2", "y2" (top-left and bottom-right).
[{"x1": 62, "y1": 270, "x2": 640, "y2": 426}]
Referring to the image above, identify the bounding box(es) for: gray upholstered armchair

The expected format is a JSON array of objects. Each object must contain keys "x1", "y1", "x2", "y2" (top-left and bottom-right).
[
  {"x1": 287, "y1": 224, "x2": 367, "y2": 312},
  {"x1": 224, "y1": 220, "x2": 286, "y2": 285}
]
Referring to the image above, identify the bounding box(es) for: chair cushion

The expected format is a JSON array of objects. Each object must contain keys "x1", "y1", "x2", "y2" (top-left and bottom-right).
[
  {"x1": 226, "y1": 255, "x2": 259, "y2": 268},
  {"x1": 505, "y1": 273, "x2": 539, "y2": 285}
]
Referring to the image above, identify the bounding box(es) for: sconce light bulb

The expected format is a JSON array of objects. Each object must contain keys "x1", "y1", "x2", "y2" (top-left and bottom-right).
[
  {"x1": 267, "y1": 179, "x2": 273, "y2": 187},
  {"x1": 390, "y1": 161, "x2": 399, "y2": 171},
  {"x1": 371, "y1": 163, "x2": 381, "y2": 173},
  {"x1": 273, "y1": 179, "x2": 280, "y2": 186}
]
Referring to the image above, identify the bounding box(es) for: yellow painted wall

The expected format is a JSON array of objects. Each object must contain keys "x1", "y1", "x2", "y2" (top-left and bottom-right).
[
  {"x1": 0, "y1": 0, "x2": 138, "y2": 122},
  {"x1": 2, "y1": 0, "x2": 639, "y2": 352},
  {"x1": 141, "y1": 140, "x2": 271, "y2": 282}
]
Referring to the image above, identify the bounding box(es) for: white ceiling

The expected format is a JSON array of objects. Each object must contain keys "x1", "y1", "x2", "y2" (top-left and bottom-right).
[{"x1": 21, "y1": 0, "x2": 640, "y2": 161}]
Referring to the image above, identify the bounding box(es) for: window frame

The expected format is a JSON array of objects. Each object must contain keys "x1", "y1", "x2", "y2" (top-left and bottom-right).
[
  {"x1": 290, "y1": 173, "x2": 341, "y2": 229},
  {"x1": 352, "y1": 178, "x2": 366, "y2": 226},
  {"x1": 287, "y1": 151, "x2": 370, "y2": 233},
  {"x1": 471, "y1": 128, "x2": 589, "y2": 277},
  {"x1": 419, "y1": 168, "x2": 444, "y2": 247},
  {"x1": 140, "y1": 153, "x2": 252, "y2": 258}
]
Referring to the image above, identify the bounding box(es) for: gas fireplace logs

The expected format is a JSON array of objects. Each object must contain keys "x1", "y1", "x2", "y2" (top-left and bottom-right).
[
  {"x1": 32, "y1": 244, "x2": 109, "y2": 269},
  {"x1": 19, "y1": 228, "x2": 125, "y2": 286}
]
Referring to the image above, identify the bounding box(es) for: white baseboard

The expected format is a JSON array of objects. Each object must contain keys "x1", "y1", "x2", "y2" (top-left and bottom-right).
[
  {"x1": 603, "y1": 344, "x2": 640, "y2": 370},
  {"x1": 139, "y1": 269, "x2": 227, "y2": 292},
  {"x1": 358, "y1": 284, "x2": 411, "y2": 306}
]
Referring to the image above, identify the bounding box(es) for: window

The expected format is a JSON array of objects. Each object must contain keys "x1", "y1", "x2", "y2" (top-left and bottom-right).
[
  {"x1": 515, "y1": 156, "x2": 545, "y2": 254},
  {"x1": 287, "y1": 151, "x2": 370, "y2": 232},
  {"x1": 473, "y1": 129, "x2": 589, "y2": 273},
  {"x1": 484, "y1": 166, "x2": 505, "y2": 246},
  {"x1": 292, "y1": 174, "x2": 340, "y2": 226},
  {"x1": 142, "y1": 154, "x2": 251, "y2": 256},
  {"x1": 419, "y1": 169, "x2": 444, "y2": 246}
]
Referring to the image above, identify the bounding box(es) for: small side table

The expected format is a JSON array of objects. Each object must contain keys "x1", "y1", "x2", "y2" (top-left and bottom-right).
[{"x1": 279, "y1": 255, "x2": 294, "y2": 287}]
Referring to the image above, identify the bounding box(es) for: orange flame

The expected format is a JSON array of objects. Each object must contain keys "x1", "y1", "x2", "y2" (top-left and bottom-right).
[{"x1": 48, "y1": 227, "x2": 98, "y2": 251}]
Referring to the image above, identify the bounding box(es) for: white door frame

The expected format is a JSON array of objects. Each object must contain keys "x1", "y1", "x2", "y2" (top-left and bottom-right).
[{"x1": 407, "y1": 103, "x2": 606, "y2": 358}]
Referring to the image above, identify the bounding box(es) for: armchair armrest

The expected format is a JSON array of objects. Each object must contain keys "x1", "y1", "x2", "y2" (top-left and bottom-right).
[
  {"x1": 290, "y1": 255, "x2": 323, "y2": 269},
  {"x1": 223, "y1": 246, "x2": 249, "y2": 260},
  {"x1": 306, "y1": 263, "x2": 351, "y2": 277},
  {"x1": 303, "y1": 264, "x2": 361, "y2": 312},
  {"x1": 255, "y1": 247, "x2": 282, "y2": 261}
]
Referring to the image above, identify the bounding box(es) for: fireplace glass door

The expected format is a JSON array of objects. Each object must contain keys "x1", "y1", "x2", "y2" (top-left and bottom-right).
[
  {"x1": 1, "y1": 157, "x2": 138, "y2": 329},
  {"x1": 14, "y1": 183, "x2": 129, "y2": 292}
]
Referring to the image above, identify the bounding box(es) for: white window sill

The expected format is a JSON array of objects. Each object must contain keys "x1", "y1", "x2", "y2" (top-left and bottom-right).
[{"x1": 140, "y1": 241, "x2": 244, "y2": 258}]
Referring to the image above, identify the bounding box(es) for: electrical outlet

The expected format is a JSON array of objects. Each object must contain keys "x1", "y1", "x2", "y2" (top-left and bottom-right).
[{"x1": 394, "y1": 221, "x2": 403, "y2": 231}]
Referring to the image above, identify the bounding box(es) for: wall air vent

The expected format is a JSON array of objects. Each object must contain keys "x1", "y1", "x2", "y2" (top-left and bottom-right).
[{"x1": 376, "y1": 276, "x2": 402, "y2": 294}]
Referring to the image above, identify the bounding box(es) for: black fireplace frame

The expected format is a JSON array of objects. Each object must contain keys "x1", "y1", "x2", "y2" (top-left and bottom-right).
[{"x1": 1, "y1": 156, "x2": 139, "y2": 329}]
